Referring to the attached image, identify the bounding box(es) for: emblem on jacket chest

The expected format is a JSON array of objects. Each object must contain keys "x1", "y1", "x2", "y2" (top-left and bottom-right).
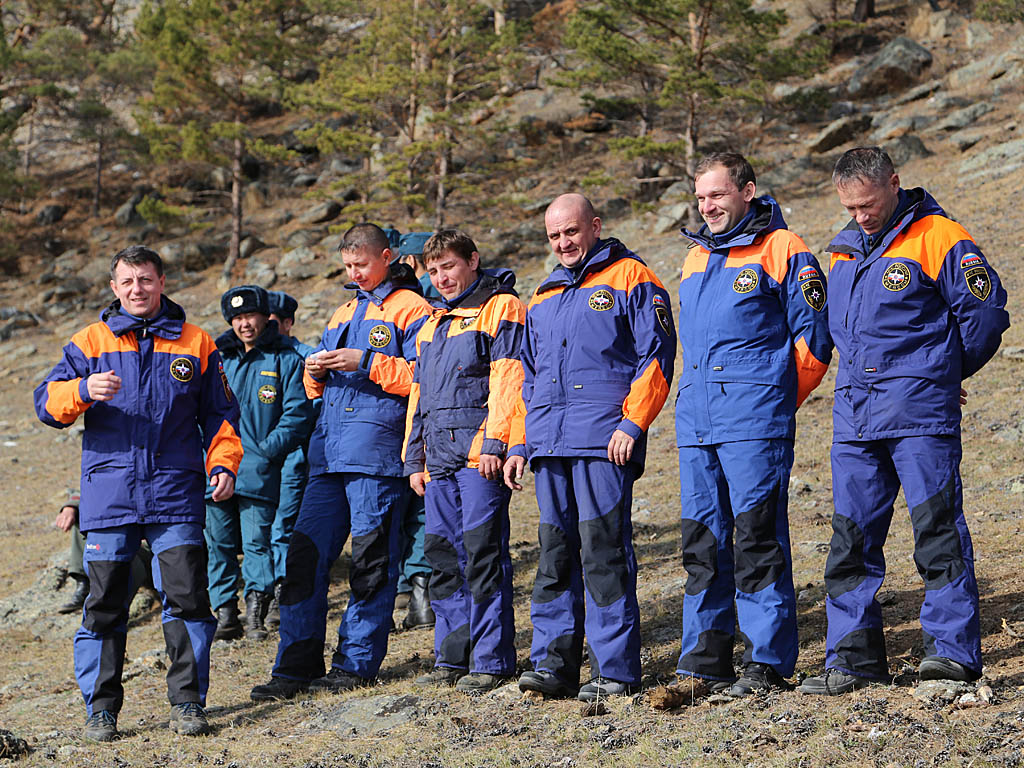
[
  {"x1": 170, "y1": 357, "x2": 195, "y2": 382},
  {"x1": 368, "y1": 324, "x2": 392, "y2": 347},
  {"x1": 882, "y1": 262, "x2": 911, "y2": 291},
  {"x1": 459, "y1": 316, "x2": 475, "y2": 329},
  {"x1": 732, "y1": 268, "x2": 758, "y2": 293},
  {"x1": 588, "y1": 289, "x2": 615, "y2": 311},
  {"x1": 258, "y1": 384, "x2": 278, "y2": 404}
]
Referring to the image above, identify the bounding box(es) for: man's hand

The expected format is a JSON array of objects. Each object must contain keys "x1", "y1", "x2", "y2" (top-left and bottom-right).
[
  {"x1": 960, "y1": 387, "x2": 968, "y2": 406},
  {"x1": 503, "y1": 455, "x2": 526, "y2": 491},
  {"x1": 55, "y1": 505, "x2": 77, "y2": 533},
  {"x1": 87, "y1": 370, "x2": 121, "y2": 402},
  {"x1": 210, "y1": 472, "x2": 235, "y2": 502},
  {"x1": 478, "y1": 454, "x2": 503, "y2": 482},
  {"x1": 410, "y1": 472, "x2": 427, "y2": 497},
  {"x1": 306, "y1": 349, "x2": 363, "y2": 378},
  {"x1": 607, "y1": 429, "x2": 635, "y2": 466}
]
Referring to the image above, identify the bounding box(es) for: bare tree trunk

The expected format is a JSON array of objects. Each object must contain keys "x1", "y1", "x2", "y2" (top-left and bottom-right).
[
  {"x1": 92, "y1": 135, "x2": 103, "y2": 218},
  {"x1": 853, "y1": 0, "x2": 874, "y2": 21},
  {"x1": 436, "y1": 13, "x2": 457, "y2": 230},
  {"x1": 221, "y1": 134, "x2": 243, "y2": 284}
]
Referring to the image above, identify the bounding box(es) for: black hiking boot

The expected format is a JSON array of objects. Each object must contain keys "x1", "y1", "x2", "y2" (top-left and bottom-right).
[
  {"x1": 517, "y1": 670, "x2": 578, "y2": 699},
  {"x1": 309, "y1": 668, "x2": 368, "y2": 694},
  {"x1": 728, "y1": 663, "x2": 793, "y2": 697},
  {"x1": 250, "y1": 676, "x2": 309, "y2": 701},
  {"x1": 59, "y1": 577, "x2": 89, "y2": 615},
  {"x1": 213, "y1": 601, "x2": 243, "y2": 641},
  {"x1": 244, "y1": 590, "x2": 271, "y2": 641},
  {"x1": 401, "y1": 574, "x2": 435, "y2": 629},
  {"x1": 798, "y1": 668, "x2": 872, "y2": 696},
  {"x1": 168, "y1": 702, "x2": 210, "y2": 736},
  {"x1": 82, "y1": 710, "x2": 117, "y2": 742}
]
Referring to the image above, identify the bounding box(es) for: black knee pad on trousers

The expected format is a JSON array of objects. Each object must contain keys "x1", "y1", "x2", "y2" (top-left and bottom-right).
[
  {"x1": 910, "y1": 476, "x2": 965, "y2": 590},
  {"x1": 157, "y1": 545, "x2": 211, "y2": 619},
  {"x1": 681, "y1": 519, "x2": 718, "y2": 596},
  {"x1": 350, "y1": 522, "x2": 390, "y2": 601},
  {"x1": 425, "y1": 533, "x2": 461, "y2": 601},
  {"x1": 463, "y1": 519, "x2": 504, "y2": 603},
  {"x1": 579, "y1": 507, "x2": 628, "y2": 608},
  {"x1": 824, "y1": 513, "x2": 867, "y2": 599},
  {"x1": 734, "y1": 491, "x2": 786, "y2": 594},
  {"x1": 532, "y1": 523, "x2": 573, "y2": 605},
  {"x1": 83, "y1": 559, "x2": 134, "y2": 634},
  {"x1": 281, "y1": 531, "x2": 318, "y2": 606}
]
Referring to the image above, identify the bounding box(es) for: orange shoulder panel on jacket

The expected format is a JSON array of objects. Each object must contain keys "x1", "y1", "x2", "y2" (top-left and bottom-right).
[
  {"x1": 386, "y1": 288, "x2": 433, "y2": 330},
  {"x1": 528, "y1": 284, "x2": 564, "y2": 311},
  {"x1": 155, "y1": 323, "x2": 215, "y2": 373},
  {"x1": 724, "y1": 230, "x2": 802, "y2": 284},
  {"x1": 584, "y1": 257, "x2": 664, "y2": 295},
  {"x1": 892, "y1": 214, "x2": 973, "y2": 280},
  {"x1": 681, "y1": 248, "x2": 710, "y2": 283},
  {"x1": 326, "y1": 301, "x2": 357, "y2": 329},
  {"x1": 830, "y1": 252, "x2": 855, "y2": 270},
  {"x1": 72, "y1": 322, "x2": 137, "y2": 358},
  {"x1": 480, "y1": 293, "x2": 526, "y2": 333}
]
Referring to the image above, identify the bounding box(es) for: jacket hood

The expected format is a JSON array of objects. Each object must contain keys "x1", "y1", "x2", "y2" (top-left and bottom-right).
[
  {"x1": 826, "y1": 187, "x2": 941, "y2": 257},
  {"x1": 345, "y1": 260, "x2": 422, "y2": 301},
  {"x1": 443, "y1": 267, "x2": 518, "y2": 310},
  {"x1": 682, "y1": 195, "x2": 786, "y2": 251},
  {"x1": 537, "y1": 238, "x2": 641, "y2": 293},
  {"x1": 101, "y1": 296, "x2": 186, "y2": 339},
  {"x1": 214, "y1": 318, "x2": 287, "y2": 356}
]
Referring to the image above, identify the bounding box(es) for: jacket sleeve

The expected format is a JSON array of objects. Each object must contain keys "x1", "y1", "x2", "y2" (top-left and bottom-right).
[
  {"x1": 402, "y1": 339, "x2": 427, "y2": 475},
  {"x1": 618, "y1": 271, "x2": 676, "y2": 440},
  {"x1": 34, "y1": 333, "x2": 95, "y2": 429},
  {"x1": 481, "y1": 296, "x2": 526, "y2": 458},
  {"x1": 507, "y1": 298, "x2": 537, "y2": 460},
  {"x1": 360, "y1": 300, "x2": 432, "y2": 397},
  {"x1": 198, "y1": 336, "x2": 243, "y2": 478},
  {"x1": 259, "y1": 350, "x2": 317, "y2": 462},
  {"x1": 781, "y1": 250, "x2": 833, "y2": 407},
  {"x1": 938, "y1": 239, "x2": 1010, "y2": 379},
  {"x1": 303, "y1": 326, "x2": 331, "y2": 399}
]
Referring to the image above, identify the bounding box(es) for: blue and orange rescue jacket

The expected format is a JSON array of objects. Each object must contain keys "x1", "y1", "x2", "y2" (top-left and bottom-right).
[
  {"x1": 403, "y1": 268, "x2": 525, "y2": 478},
  {"x1": 211, "y1": 321, "x2": 316, "y2": 503},
  {"x1": 676, "y1": 196, "x2": 833, "y2": 446},
  {"x1": 34, "y1": 297, "x2": 243, "y2": 532},
  {"x1": 826, "y1": 187, "x2": 1009, "y2": 441},
  {"x1": 304, "y1": 263, "x2": 432, "y2": 477},
  {"x1": 509, "y1": 238, "x2": 676, "y2": 474}
]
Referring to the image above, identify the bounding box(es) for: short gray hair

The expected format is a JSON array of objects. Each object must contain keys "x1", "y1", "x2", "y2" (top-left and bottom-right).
[{"x1": 832, "y1": 147, "x2": 895, "y2": 187}]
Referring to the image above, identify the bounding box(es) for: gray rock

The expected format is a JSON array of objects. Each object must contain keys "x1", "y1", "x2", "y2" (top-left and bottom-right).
[
  {"x1": 655, "y1": 203, "x2": 688, "y2": 234},
  {"x1": 285, "y1": 228, "x2": 327, "y2": 249},
  {"x1": 158, "y1": 242, "x2": 185, "y2": 268},
  {"x1": 893, "y1": 80, "x2": 943, "y2": 105},
  {"x1": 320, "y1": 233, "x2": 344, "y2": 253},
  {"x1": 1008, "y1": 476, "x2": 1024, "y2": 495},
  {"x1": 959, "y1": 137, "x2": 1024, "y2": 180},
  {"x1": 869, "y1": 115, "x2": 935, "y2": 143},
  {"x1": 932, "y1": 102, "x2": 993, "y2": 132},
  {"x1": 848, "y1": 37, "x2": 933, "y2": 98},
  {"x1": 329, "y1": 156, "x2": 361, "y2": 175},
  {"x1": 300, "y1": 200, "x2": 343, "y2": 225},
  {"x1": 291, "y1": 172, "x2": 319, "y2": 188},
  {"x1": 757, "y1": 156, "x2": 821, "y2": 196},
  {"x1": 514, "y1": 176, "x2": 537, "y2": 193},
  {"x1": 883, "y1": 135, "x2": 932, "y2": 166},
  {"x1": 278, "y1": 246, "x2": 319, "y2": 280},
  {"x1": 807, "y1": 114, "x2": 872, "y2": 153},
  {"x1": 913, "y1": 679, "x2": 971, "y2": 703},
  {"x1": 239, "y1": 236, "x2": 266, "y2": 260},
  {"x1": 602, "y1": 197, "x2": 630, "y2": 221},
  {"x1": 210, "y1": 167, "x2": 231, "y2": 190},
  {"x1": 826, "y1": 101, "x2": 857, "y2": 120},
  {"x1": 950, "y1": 129, "x2": 988, "y2": 153},
  {"x1": 245, "y1": 260, "x2": 278, "y2": 288},
  {"x1": 965, "y1": 21, "x2": 993, "y2": 49},
  {"x1": 301, "y1": 693, "x2": 422, "y2": 736},
  {"x1": 114, "y1": 198, "x2": 144, "y2": 227},
  {"x1": 1001, "y1": 346, "x2": 1024, "y2": 361},
  {"x1": 36, "y1": 204, "x2": 68, "y2": 225}
]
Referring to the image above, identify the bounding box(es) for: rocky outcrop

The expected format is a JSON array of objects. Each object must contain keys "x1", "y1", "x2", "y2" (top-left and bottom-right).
[{"x1": 848, "y1": 37, "x2": 933, "y2": 98}]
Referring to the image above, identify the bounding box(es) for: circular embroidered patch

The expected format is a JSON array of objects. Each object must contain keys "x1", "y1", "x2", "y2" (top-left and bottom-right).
[
  {"x1": 170, "y1": 357, "x2": 195, "y2": 383},
  {"x1": 258, "y1": 384, "x2": 277, "y2": 404},
  {"x1": 368, "y1": 324, "x2": 392, "y2": 348},
  {"x1": 588, "y1": 289, "x2": 615, "y2": 311},
  {"x1": 733, "y1": 268, "x2": 758, "y2": 293},
  {"x1": 882, "y1": 262, "x2": 911, "y2": 291}
]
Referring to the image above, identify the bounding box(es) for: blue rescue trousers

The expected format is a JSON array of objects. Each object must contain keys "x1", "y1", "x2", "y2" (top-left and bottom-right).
[
  {"x1": 825, "y1": 435, "x2": 981, "y2": 679},
  {"x1": 76, "y1": 522, "x2": 215, "y2": 715},
  {"x1": 271, "y1": 447, "x2": 307, "y2": 583},
  {"x1": 205, "y1": 495, "x2": 276, "y2": 609},
  {"x1": 424, "y1": 468, "x2": 515, "y2": 675},
  {"x1": 529, "y1": 457, "x2": 640, "y2": 687},
  {"x1": 676, "y1": 439, "x2": 797, "y2": 681},
  {"x1": 272, "y1": 472, "x2": 406, "y2": 681}
]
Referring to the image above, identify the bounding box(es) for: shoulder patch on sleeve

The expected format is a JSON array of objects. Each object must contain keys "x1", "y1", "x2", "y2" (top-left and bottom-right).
[
  {"x1": 964, "y1": 265, "x2": 992, "y2": 301},
  {"x1": 801, "y1": 279, "x2": 827, "y2": 312}
]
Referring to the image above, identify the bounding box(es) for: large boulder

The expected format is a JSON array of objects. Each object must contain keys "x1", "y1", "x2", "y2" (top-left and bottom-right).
[
  {"x1": 36, "y1": 204, "x2": 68, "y2": 225},
  {"x1": 278, "y1": 246, "x2": 319, "y2": 280},
  {"x1": 807, "y1": 114, "x2": 872, "y2": 153},
  {"x1": 300, "y1": 200, "x2": 343, "y2": 225},
  {"x1": 848, "y1": 37, "x2": 933, "y2": 98}
]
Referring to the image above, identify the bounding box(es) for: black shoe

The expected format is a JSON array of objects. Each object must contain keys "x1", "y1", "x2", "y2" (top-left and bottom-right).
[
  {"x1": 918, "y1": 656, "x2": 979, "y2": 682},
  {"x1": 577, "y1": 676, "x2": 639, "y2": 702},
  {"x1": 414, "y1": 667, "x2": 467, "y2": 687},
  {"x1": 59, "y1": 578, "x2": 89, "y2": 615},
  {"x1": 402, "y1": 574, "x2": 435, "y2": 630},
  {"x1": 250, "y1": 676, "x2": 309, "y2": 701},
  {"x1": 309, "y1": 668, "x2": 367, "y2": 694},
  {"x1": 517, "y1": 670, "x2": 578, "y2": 699},
  {"x1": 728, "y1": 663, "x2": 793, "y2": 697},
  {"x1": 799, "y1": 669, "x2": 871, "y2": 696},
  {"x1": 168, "y1": 702, "x2": 210, "y2": 736},
  {"x1": 82, "y1": 710, "x2": 117, "y2": 742},
  {"x1": 244, "y1": 590, "x2": 272, "y2": 641},
  {"x1": 265, "y1": 582, "x2": 282, "y2": 629},
  {"x1": 213, "y1": 601, "x2": 243, "y2": 641}
]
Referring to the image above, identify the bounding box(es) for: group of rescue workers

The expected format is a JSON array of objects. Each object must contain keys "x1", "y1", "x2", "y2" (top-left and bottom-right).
[{"x1": 33, "y1": 145, "x2": 1009, "y2": 743}]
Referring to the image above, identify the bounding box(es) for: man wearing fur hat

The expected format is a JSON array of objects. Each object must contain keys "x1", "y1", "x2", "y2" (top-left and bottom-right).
[{"x1": 207, "y1": 285, "x2": 316, "y2": 642}]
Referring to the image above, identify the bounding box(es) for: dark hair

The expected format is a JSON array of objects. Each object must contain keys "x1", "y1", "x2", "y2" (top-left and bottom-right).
[
  {"x1": 422, "y1": 229, "x2": 478, "y2": 265},
  {"x1": 110, "y1": 245, "x2": 163, "y2": 279},
  {"x1": 340, "y1": 223, "x2": 390, "y2": 254},
  {"x1": 694, "y1": 152, "x2": 756, "y2": 190},
  {"x1": 833, "y1": 147, "x2": 895, "y2": 187}
]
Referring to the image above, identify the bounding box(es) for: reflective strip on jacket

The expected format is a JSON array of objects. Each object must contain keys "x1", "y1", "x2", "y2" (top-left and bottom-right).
[
  {"x1": 34, "y1": 297, "x2": 243, "y2": 532},
  {"x1": 403, "y1": 268, "x2": 525, "y2": 478},
  {"x1": 211, "y1": 321, "x2": 316, "y2": 503},
  {"x1": 826, "y1": 187, "x2": 1009, "y2": 441},
  {"x1": 304, "y1": 268, "x2": 432, "y2": 477},
  {"x1": 676, "y1": 195, "x2": 833, "y2": 446},
  {"x1": 508, "y1": 238, "x2": 676, "y2": 474}
]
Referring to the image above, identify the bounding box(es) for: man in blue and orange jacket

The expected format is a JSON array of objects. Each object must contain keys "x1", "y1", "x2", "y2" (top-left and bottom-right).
[
  {"x1": 675, "y1": 153, "x2": 833, "y2": 698},
  {"x1": 34, "y1": 245, "x2": 243, "y2": 741},
  {"x1": 250, "y1": 223, "x2": 433, "y2": 701},
  {"x1": 403, "y1": 229, "x2": 524, "y2": 693},
  {"x1": 800, "y1": 147, "x2": 1010, "y2": 695},
  {"x1": 504, "y1": 193, "x2": 677, "y2": 702}
]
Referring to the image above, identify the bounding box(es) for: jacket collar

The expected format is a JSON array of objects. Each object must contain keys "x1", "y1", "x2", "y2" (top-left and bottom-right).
[
  {"x1": 441, "y1": 268, "x2": 518, "y2": 310},
  {"x1": 537, "y1": 238, "x2": 640, "y2": 294},
  {"x1": 826, "y1": 187, "x2": 941, "y2": 258},
  {"x1": 682, "y1": 195, "x2": 785, "y2": 251},
  {"x1": 346, "y1": 261, "x2": 422, "y2": 306},
  {"x1": 101, "y1": 296, "x2": 185, "y2": 339},
  {"x1": 215, "y1": 319, "x2": 284, "y2": 356}
]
